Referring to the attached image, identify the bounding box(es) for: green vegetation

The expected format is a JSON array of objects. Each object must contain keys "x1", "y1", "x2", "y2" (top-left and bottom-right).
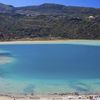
[{"x1": 0, "y1": 3, "x2": 100, "y2": 40}]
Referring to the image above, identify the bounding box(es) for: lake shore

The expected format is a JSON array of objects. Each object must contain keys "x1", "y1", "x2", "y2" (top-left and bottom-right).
[
  {"x1": 0, "y1": 40, "x2": 100, "y2": 46},
  {"x1": 0, "y1": 94, "x2": 99, "y2": 100},
  {"x1": 0, "y1": 40, "x2": 100, "y2": 100}
]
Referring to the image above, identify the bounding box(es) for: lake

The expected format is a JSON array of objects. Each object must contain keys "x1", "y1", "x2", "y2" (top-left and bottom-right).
[{"x1": 0, "y1": 43, "x2": 100, "y2": 94}]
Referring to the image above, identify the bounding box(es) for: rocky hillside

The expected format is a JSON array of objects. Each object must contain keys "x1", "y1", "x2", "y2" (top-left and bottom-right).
[{"x1": 0, "y1": 3, "x2": 100, "y2": 40}]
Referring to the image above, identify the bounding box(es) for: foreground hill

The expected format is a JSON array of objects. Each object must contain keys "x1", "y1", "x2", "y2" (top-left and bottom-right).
[{"x1": 0, "y1": 3, "x2": 100, "y2": 40}]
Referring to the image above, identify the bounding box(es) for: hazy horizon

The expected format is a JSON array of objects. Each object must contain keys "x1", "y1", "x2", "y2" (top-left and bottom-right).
[{"x1": 0, "y1": 0, "x2": 99, "y2": 8}]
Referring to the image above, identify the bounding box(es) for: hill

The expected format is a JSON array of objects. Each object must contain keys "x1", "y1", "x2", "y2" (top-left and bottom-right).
[{"x1": 0, "y1": 3, "x2": 100, "y2": 40}]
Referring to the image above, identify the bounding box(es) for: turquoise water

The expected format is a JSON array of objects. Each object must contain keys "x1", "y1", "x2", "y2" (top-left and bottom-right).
[{"x1": 0, "y1": 44, "x2": 100, "y2": 94}]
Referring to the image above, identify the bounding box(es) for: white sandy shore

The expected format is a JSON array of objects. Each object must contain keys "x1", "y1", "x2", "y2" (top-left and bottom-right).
[
  {"x1": 0, "y1": 94, "x2": 99, "y2": 100},
  {"x1": 0, "y1": 40, "x2": 100, "y2": 46}
]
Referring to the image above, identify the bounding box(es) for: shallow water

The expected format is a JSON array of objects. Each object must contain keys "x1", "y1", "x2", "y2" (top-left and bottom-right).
[{"x1": 0, "y1": 44, "x2": 100, "y2": 94}]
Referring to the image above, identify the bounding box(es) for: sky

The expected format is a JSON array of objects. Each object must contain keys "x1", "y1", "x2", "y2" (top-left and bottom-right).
[{"x1": 0, "y1": 0, "x2": 100, "y2": 8}]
